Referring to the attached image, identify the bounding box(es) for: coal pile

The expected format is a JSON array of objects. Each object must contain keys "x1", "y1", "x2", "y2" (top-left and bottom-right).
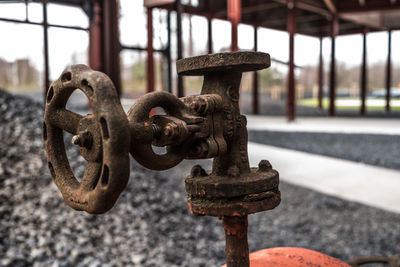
[{"x1": 1, "y1": 89, "x2": 400, "y2": 267}]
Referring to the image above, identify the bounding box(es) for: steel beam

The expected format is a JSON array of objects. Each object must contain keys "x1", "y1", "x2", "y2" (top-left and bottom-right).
[
  {"x1": 287, "y1": 0, "x2": 296, "y2": 122},
  {"x1": 329, "y1": 15, "x2": 338, "y2": 117},
  {"x1": 215, "y1": 2, "x2": 279, "y2": 18},
  {"x1": 0, "y1": 17, "x2": 88, "y2": 31},
  {"x1": 337, "y1": 1, "x2": 400, "y2": 13},
  {"x1": 43, "y1": 0, "x2": 50, "y2": 100},
  {"x1": 147, "y1": 7, "x2": 155, "y2": 93},
  {"x1": 323, "y1": 0, "x2": 336, "y2": 13},
  {"x1": 386, "y1": 30, "x2": 392, "y2": 112},
  {"x1": 89, "y1": 2, "x2": 103, "y2": 71},
  {"x1": 318, "y1": 37, "x2": 323, "y2": 109},
  {"x1": 252, "y1": 26, "x2": 259, "y2": 114},
  {"x1": 228, "y1": 0, "x2": 241, "y2": 51},
  {"x1": 360, "y1": 29, "x2": 367, "y2": 115},
  {"x1": 176, "y1": 0, "x2": 184, "y2": 97},
  {"x1": 207, "y1": 0, "x2": 213, "y2": 54},
  {"x1": 103, "y1": 0, "x2": 121, "y2": 96},
  {"x1": 207, "y1": 18, "x2": 213, "y2": 54},
  {"x1": 188, "y1": 3, "x2": 193, "y2": 56},
  {"x1": 166, "y1": 11, "x2": 172, "y2": 93}
]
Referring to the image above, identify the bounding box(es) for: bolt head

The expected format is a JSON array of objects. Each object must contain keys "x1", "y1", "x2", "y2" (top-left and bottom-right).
[
  {"x1": 164, "y1": 125, "x2": 173, "y2": 137},
  {"x1": 71, "y1": 135, "x2": 81, "y2": 145},
  {"x1": 164, "y1": 123, "x2": 179, "y2": 139},
  {"x1": 71, "y1": 131, "x2": 93, "y2": 149},
  {"x1": 190, "y1": 165, "x2": 208, "y2": 178},
  {"x1": 190, "y1": 100, "x2": 206, "y2": 114},
  {"x1": 258, "y1": 160, "x2": 272, "y2": 172}
]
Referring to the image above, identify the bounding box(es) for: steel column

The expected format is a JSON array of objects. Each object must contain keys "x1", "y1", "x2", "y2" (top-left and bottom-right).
[
  {"x1": 103, "y1": 0, "x2": 121, "y2": 96},
  {"x1": 318, "y1": 37, "x2": 324, "y2": 109},
  {"x1": 207, "y1": 18, "x2": 213, "y2": 54},
  {"x1": 228, "y1": 0, "x2": 241, "y2": 52},
  {"x1": 287, "y1": 0, "x2": 296, "y2": 122},
  {"x1": 188, "y1": 2, "x2": 193, "y2": 57},
  {"x1": 166, "y1": 12, "x2": 172, "y2": 93},
  {"x1": 89, "y1": 2, "x2": 103, "y2": 71},
  {"x1": 252, "y1": 26, "x2": 259, "y2": 114},
  {"x1": 386, "y1": 30, "x2": 392, "y2": 112},
  {"x1": 360, "y1": 29, "x2": 367, "y2": 115},
  {"x1": 329, "y1": 15, "x2": 338, "y2": 117},
  {"x1": 147, "y1": 7, "x2": 155, "y2": 93},
  {"x1": 207, "y1": 0, "x2": 213, "y2": 54},
  {"x1": 176, "y1": 0, "x2": 184, "y2": 97},
  {"x1": 43, "y1": 0, "x2": 50, "y2": 100}
]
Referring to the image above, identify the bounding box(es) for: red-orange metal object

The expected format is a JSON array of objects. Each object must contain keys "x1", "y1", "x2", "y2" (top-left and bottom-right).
[
  {"x1": 221, "y1": 247, "x2": 351, "y2": 267},
  {"x1": 228, "y1": 0, "x2": 241, "y2": 51},
  {"x1": 89, "y1": 3, "x2": 103, "y2": 72},
  {"x1": 287, "y1": 0, "x2": 296, "y2": 122},
  {"x1": 147, "y1": 7, "x2": 155, "y2": 93}
]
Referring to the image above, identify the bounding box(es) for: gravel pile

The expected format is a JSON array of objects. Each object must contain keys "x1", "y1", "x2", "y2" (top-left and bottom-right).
[
  {"x1": 1, "y1": 89, "x2": 400, "y2": 267},
  {"x1": 248, "y1": 130, "x2": 400, "y2": 170}
]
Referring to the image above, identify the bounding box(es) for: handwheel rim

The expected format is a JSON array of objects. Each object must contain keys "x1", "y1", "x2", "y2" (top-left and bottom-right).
[
  {"x1": 43, "y1": 64, "x2": 130, "y2": 214},
  {"x1": 127, "y1": 91, "x2": 186, "y2": 171}
]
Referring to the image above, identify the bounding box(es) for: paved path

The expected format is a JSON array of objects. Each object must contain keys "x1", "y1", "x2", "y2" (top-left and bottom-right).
[
  {"x1": 248, "y1": 142, "x2": 400, "y2": 214},
  {"x1": 246, "y1": 115, "x2": 400, "y2": 135}
]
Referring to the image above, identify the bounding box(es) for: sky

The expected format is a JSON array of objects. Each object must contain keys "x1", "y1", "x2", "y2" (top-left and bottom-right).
[{"x1": 0, "y1": 0, "x2": 399, "y2": 81}]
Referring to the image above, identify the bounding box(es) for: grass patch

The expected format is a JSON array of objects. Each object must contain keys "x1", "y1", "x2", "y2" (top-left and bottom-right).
[{"x1": 298, "y1": 98, "x2": 400, "y2": 111}]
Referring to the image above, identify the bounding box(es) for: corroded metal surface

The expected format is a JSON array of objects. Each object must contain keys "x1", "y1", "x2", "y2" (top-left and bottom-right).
[
  {"x1": 44, "y1": 52, "x2": 278, "y2": 267},
  {"x1": 223, "y1": 216, "x2": 249, "y2": 267},
  {"x1": 348, "y1": 256, "x2": 400, "y2": 267},
  {"x1": 127, "y1": 91, "x2": 226, "y2": 170},
  {"x1": 43, "y1": 65, "x2": 130, "y2": 214},
  {"x1": 186, "y1": 166, "x2": 280, "y2": 217},
  {"x1": 176, "y1": 51, "x2": 270, "y2": 76},
  {"x1": 186, "y1": 168, "x2": 279, "y2": 199},
  {"x1": 43, "y1": 53, "x2": 394, "y2": 267},
  {"x1": 180, "y1": 52, "x2": 275, "y2": 267},
  {"x1": 220, "y1": 247, "x2": 352, "y2": 267}
]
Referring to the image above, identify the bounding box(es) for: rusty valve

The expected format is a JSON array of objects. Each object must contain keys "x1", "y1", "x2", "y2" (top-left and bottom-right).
[
  {"x1": 43, "y1": 62, "x2": 228, "y2": 213},
  {"x1": 44, "y1": 52, "x2": 279, "y2": 267},
  {"x1": 43, "y1": 65, "x2": 130, "y2": 214}
]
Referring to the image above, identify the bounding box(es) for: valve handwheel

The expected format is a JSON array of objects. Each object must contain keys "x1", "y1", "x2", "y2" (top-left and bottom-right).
[
  {"x1": 43, "y1": 65, "x2": 130, "y2": 214},
  {"x1": 127, "y1": 91, "x2": 188, "y2": 170}
]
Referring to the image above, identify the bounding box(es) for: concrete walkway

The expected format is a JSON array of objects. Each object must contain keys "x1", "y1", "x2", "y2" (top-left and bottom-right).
[
  {"x1": 248, "y1": 142, "x2": 400, "y2": 214},
  {"x1": 246, "y1": 115, "x2": 400, "y2": 135}
]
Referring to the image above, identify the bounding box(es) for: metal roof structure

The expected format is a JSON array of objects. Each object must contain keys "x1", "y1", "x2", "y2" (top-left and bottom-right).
[{"x1": 145, "y1": 0, "x2": 400, "y2": 37}]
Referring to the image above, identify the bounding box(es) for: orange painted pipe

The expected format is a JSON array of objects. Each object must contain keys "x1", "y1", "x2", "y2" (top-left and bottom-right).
[{"x1": 221, "y1": 247, "x2": 351, "y2": 267}]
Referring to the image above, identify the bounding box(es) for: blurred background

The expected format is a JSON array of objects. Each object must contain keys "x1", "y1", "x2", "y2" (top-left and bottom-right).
[
  {"x1": 1, "y1": 0, "x2": 400, "y2": 266},
  {"x1": 1, "y1": 0, "x2": 400, "y2": 116}
]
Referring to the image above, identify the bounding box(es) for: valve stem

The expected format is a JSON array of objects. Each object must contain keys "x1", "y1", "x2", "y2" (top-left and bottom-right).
[{"x1": 71, "y1": 130, "x2": 93, "y2": 149}]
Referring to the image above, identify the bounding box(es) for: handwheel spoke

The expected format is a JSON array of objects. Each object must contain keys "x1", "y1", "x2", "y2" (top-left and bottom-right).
[
  {"x1": 50, "y1": 109, "x2": 83, "y2": 135},
  {"x1": 80, "y1": 161, "x2": 102, "y2": 191}
]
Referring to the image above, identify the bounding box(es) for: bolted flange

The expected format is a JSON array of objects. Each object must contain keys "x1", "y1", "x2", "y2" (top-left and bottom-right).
[{"x1": 185, "y1": 161, "x2": 280, "y2": 217}]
